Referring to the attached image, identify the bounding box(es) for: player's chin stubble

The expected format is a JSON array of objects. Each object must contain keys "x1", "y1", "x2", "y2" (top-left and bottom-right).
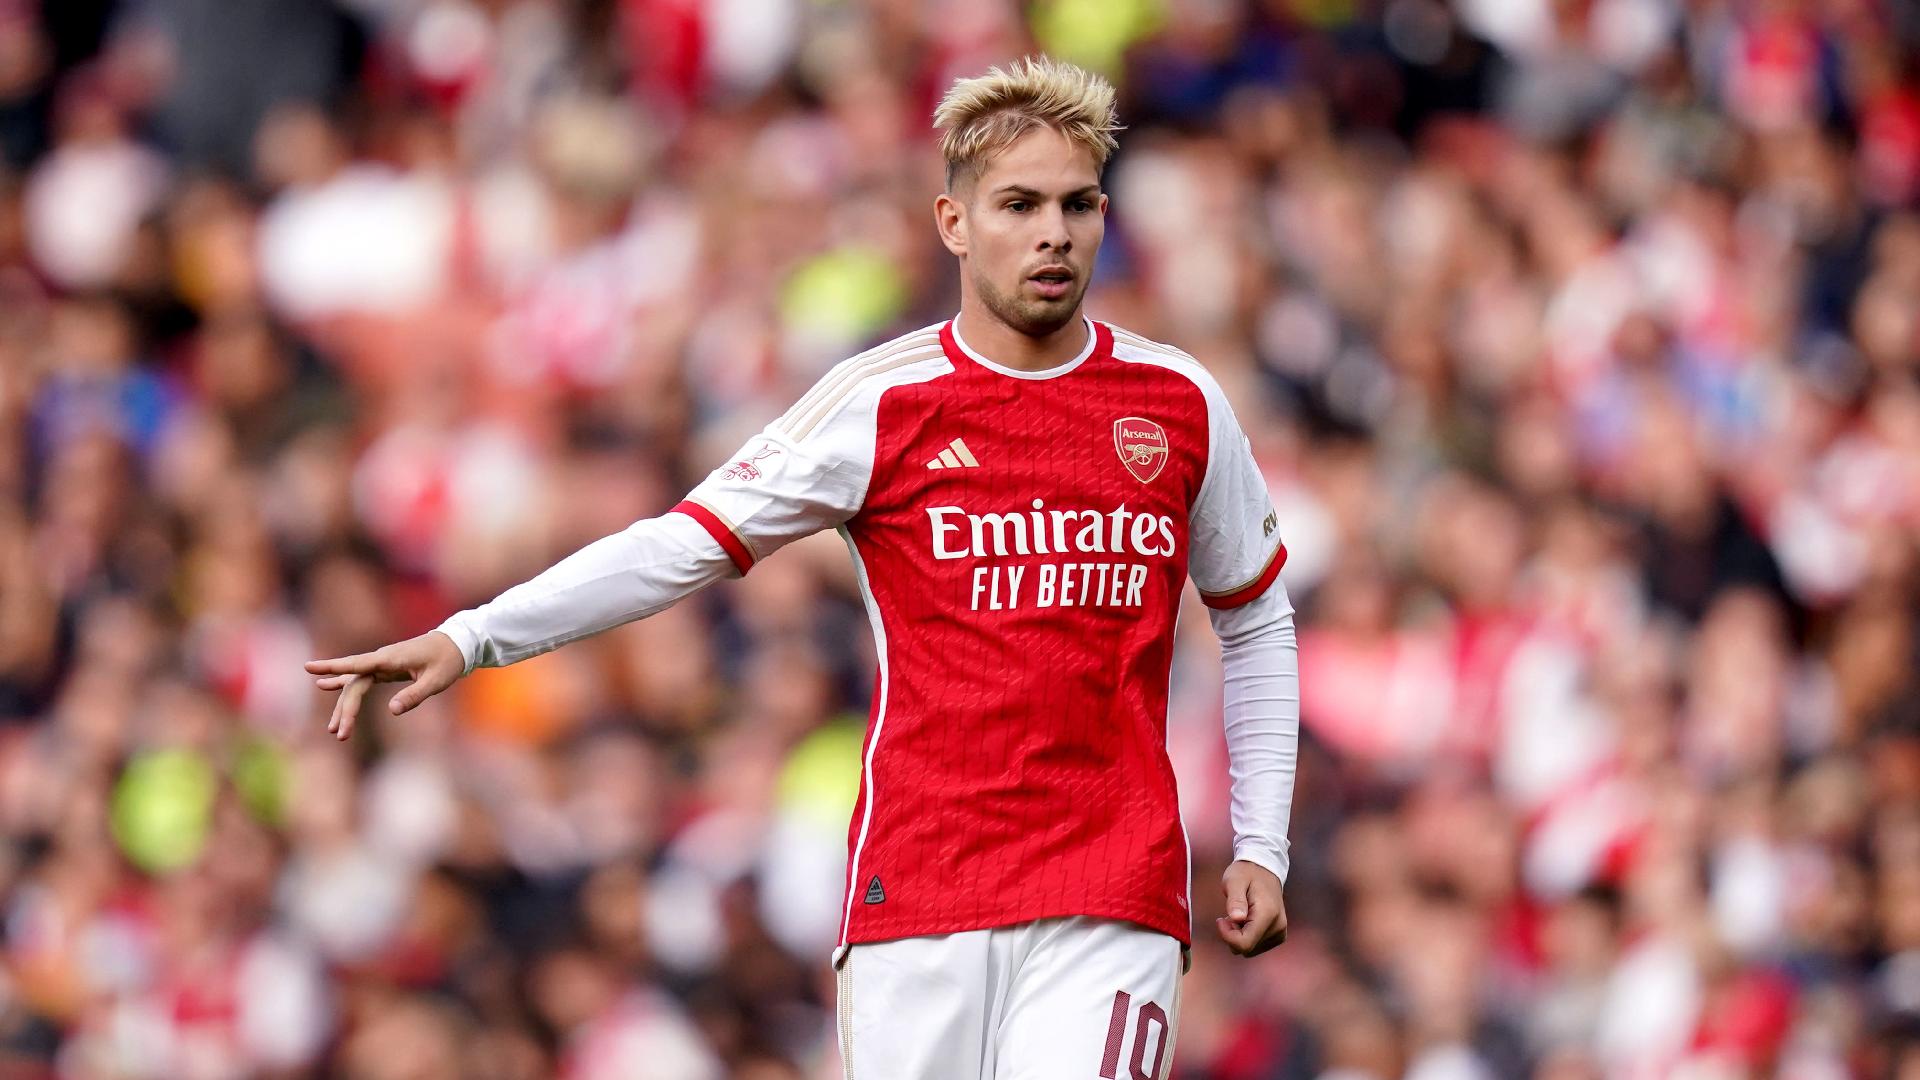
[{"x1": 974, "y1": 270, "x2": 1086, "y2": 338}]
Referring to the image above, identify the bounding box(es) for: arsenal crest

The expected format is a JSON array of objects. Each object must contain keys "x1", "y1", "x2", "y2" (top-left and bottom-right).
[{"x1": 1113, "y1": 416, "x2": 1169, "y2": 483}]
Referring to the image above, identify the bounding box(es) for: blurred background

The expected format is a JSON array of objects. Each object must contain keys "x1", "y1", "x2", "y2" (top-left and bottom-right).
[{"x1": 1, "y1": 0, "x2": 1919, "y2": 1077}]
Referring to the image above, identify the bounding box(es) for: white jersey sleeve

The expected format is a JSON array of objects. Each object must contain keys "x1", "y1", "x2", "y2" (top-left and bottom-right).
[
  {"x1": 1186, "y1": 374, "x2": 1300, "y2": 887},
  {"x1": 1212, "y1": 581, "x2": 1300, "y2": 885},
  {"x1": 433, "y1": 327, "x2": 949, "y2": 672},
  {"x1": 1188, "y1": 379, "x2": 1287, "y2": 610},
  {"x1": 433, "y1": 513, "x2": 737, "y2": 672},
  {"x1": 673, "y1": 326, "x2": 949, "y2": 573},
  {"x1": 670, "y1": 401, "x2": 875, "y2": 577}
]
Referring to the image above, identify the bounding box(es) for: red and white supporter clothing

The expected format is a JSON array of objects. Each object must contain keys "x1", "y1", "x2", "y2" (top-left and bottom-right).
[{"x1": 436, "y1": 316, "x2": 1300, "y2": 962}]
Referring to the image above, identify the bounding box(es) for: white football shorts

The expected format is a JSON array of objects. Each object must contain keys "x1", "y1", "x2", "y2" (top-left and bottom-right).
[{"x1": 835, "y1": 915, "x2": 1186, "y2": 1080}]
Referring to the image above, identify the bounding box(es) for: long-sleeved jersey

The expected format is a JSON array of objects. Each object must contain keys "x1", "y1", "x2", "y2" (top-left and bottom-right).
[{"x1": 437, "y1": 316, "x2": 1300, "y2": 963}]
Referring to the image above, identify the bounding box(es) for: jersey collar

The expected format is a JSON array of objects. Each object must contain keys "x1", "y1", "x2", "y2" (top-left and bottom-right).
[{"x1": 942, "y1": 313, "x2": 1110, "y2": 380}]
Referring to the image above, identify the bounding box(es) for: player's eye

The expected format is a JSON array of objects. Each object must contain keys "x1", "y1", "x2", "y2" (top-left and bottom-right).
[
  {"x1": 1069, "y1": 200, "x2": 1092, "y2": 212},
  {"x1": 1007, "y1": 201, "x2": 1030, "y2": 212}
]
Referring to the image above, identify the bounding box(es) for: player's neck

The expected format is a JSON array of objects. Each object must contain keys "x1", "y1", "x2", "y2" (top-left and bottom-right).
[{"x1": 953, "y1": 306, "x2": 1091, "y2": 374}]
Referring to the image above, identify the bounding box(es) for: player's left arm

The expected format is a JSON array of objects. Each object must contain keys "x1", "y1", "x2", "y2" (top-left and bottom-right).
[
  {"x1": 1186, "y1": 377, "x2": 1299, "y2": 959},
  {"x1": 1209, "y1": 584, "x2": 1297, "y2": 957}
]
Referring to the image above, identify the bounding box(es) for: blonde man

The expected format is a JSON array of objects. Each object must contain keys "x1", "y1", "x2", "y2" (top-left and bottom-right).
[{"x1": 309, "y1": 55, "x2": 1298, "y2": 1079}]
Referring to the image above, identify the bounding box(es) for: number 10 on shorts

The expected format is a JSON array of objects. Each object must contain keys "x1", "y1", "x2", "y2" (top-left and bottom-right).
[{"x1": 1099, "y1": 989, "x2": 1170, "y2": 1079}]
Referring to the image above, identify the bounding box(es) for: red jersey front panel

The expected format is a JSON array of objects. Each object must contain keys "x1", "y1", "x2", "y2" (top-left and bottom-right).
[
  {"x1": 838, "y1": 318, "x2": 1207, "y2": 948},
  {"x1": 675, "y1": 318, "x2": 1287, "y2": 956}
]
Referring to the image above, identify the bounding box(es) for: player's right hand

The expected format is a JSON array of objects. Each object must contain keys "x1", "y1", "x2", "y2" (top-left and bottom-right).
[{"x1": 305, "y1": 631, "x2": 466, "y2": 741}]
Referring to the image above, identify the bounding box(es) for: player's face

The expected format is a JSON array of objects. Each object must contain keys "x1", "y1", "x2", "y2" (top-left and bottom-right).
[{"x1": 946, "y1": 127, "x2": 1107, "y2": 337}]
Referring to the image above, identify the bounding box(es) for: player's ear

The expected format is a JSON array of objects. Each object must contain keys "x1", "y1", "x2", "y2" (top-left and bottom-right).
[{"x1": 935, "y1": 192, "x2": 968, "y2": 257}]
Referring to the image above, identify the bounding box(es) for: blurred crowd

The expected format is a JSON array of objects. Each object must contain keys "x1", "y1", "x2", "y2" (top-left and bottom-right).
[{"x1": 1, "y1": 0, "x2": 1919, "y2": 1077}]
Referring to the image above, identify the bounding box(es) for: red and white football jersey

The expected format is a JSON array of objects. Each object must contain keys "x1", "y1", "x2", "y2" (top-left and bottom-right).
[{"x1": 670, "y1": 316, "x2": 1288, "y2": 956}]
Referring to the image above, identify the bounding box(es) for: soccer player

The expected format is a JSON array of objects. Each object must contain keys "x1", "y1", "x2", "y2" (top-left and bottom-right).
[{"x1": 308, "y1": 55, "x2": 1299, "y2": 1080}]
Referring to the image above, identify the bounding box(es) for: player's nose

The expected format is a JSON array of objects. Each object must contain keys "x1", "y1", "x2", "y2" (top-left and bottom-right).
[{"x1": 1035, "y1": 206, "x2": 1072, "y2": 253}]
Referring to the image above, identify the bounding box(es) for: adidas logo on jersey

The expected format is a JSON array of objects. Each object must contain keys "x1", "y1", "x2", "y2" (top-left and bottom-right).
[
  {"x1": 924, "y1": 438, "x2": 980, "y2": 470},
  {"x1": 863, "y1": 875, "x2": 886, "y2": 904}
]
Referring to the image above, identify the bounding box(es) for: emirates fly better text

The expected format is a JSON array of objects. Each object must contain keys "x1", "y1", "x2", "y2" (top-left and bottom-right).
[{"x1": 925, "y1": 501, "x2": 1177, "y2": 612}]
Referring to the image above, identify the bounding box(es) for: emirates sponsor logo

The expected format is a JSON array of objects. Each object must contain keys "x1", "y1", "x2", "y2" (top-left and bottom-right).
[
  {"x1": 1113, "y1": 417, "x2": 1169, "y2": 482},
  {"x1": 926, "y1": 501, "x2": 1179, "y2": 612},
  {"x1": 926, "y1": 501, "x2": 1177, "y2": 561}
]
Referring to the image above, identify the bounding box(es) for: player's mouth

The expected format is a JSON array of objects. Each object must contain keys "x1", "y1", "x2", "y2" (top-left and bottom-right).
[{"x1": 1027, "y1": 266, "x2": 1075, "y2": 300}]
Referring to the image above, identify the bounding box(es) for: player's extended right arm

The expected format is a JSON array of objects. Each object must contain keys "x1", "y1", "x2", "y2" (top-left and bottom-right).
[
  {"x1": 308, "y1": 339, "x2": 909, "y2": 740},
  {"x1": 303, "y1": 511, "x2": 737, "y2": 740},
  {"x1": 307, "y1": 408, "x2": 872, "y2": 740},
  {"x1": 433, "y1": 511, "x2": 732, "y2": 671},
  {"x1": 428, "y1": 425, "x2": 857, "y2": 671}
]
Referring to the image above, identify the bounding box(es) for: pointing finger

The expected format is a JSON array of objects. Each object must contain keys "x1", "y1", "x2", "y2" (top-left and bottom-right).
[{"x1": 306, "y1": 654, "x2": 376, "y2": 677}]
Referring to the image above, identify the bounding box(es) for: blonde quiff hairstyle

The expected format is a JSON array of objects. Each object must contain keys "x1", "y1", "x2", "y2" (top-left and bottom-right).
[{"x1": 933, "y1": 55, "x2": 1122, "y2": 192}]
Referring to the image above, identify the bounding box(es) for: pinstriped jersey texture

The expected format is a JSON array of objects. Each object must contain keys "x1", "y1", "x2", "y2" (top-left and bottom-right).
[
  {"x1": 834, "y1": 317, "x2": 1209, "y2": 950},
  {"x1": 678, "y1": 317, "x2": 1287, "y2": 954}
]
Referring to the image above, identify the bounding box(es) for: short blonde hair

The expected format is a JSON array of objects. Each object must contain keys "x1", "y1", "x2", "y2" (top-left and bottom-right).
[{"x1": 933, "y1": 55, "x2": 1122, "y2": 192}]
